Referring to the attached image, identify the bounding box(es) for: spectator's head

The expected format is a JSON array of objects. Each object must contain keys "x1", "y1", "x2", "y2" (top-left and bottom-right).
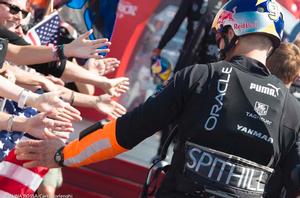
[
  {"x1": 211, "y1": 0, "x2": 284, "y2": 60},
  {"x1": 267, "y1": 42, "x2": 300, "y2": 87},
  {"x1": 294, "y1": 38, "x2": 300, "y2": 49},
  {"x1": 0, "y1": 0, "x2": 29, "y2": 33}
]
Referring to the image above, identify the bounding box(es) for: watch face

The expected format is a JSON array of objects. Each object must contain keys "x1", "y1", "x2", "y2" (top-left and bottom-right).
[{"x1": 55, "y1": 152, "x2": 62, "y2": 163}]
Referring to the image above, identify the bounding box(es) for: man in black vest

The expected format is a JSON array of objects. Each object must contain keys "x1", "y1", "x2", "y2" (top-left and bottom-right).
[{"x1": 16, "y1": 0, "x2": 300, "y2": 197}]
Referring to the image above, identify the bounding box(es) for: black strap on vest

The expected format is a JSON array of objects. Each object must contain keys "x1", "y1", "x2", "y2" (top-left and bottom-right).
[{"x1": 140, "y1": 125, "x2": 178, "y2": 198}]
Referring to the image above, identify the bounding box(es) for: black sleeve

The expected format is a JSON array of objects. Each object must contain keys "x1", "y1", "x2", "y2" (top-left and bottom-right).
[
  {"x1": 281, "y1": 141, "x2": 300, "y2": 197},
  {"x1": 28, "y1": 59, "x2": 66, "y2": 78},
  {"x1": 0, "y1": 26, "x2": 28, "y2": 45},
  {"x1": 276, "y1": 96, "x2": 300, "y2": 197},
  {"x1": 0, "y1": 26, "x2": 66, "y2": 77},
  {"x1": 157, "y1": 0, "x2": 189, "y2": 49},
  {"x1": 116, "y1": 64, "x2": 210, "y2": 149}
]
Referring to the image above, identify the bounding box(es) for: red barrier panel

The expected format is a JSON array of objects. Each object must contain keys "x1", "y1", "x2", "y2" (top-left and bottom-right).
[{"x1": 80, "y1": 0, "x2": 160, "y2": 121}]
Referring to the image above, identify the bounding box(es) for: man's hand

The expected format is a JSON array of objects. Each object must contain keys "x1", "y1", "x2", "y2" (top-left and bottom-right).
[
  {"x1": 27, "y1": 91, "x2": 82, "y2": 122},
  {"x1": 15, "y1": 134, "x2": 64, "y2": 168},
  {"x1": 86, "y1": 58, "x2": 120, "y2": 76},
  {"x1": 64, "y1": 29, "x2": 111, "y2": 59},
  {"x1": 24, "y1": 112, "x2": 74, "y2": 140},
  {"x1": 101, "y1": 58, "x2": 120, "y2": 75},
  {"x1": 94, "y1": 94, "x2": 126, "y2": 118},
  {"x1": 101, "y1": 77, "x2": 130, "y2": 97}
]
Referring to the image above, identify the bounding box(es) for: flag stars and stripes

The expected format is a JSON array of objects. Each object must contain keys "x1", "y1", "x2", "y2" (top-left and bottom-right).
[
  {"x1": 0, "y1": 131, "x2": 22, "y2": 160},
  {"x1": 3, "y1": 149, "x2": 10, "y2": 157},
  {"x1": 0, "y1": 100, "x2": 46, "y2": 195},
  {"x1": 26, "y1": 12, "x2": 61, "y2": 46},
  {"x1": 3, "y1": 132, "x2": 11, "y2": 141},
  {"x1": 0, "y1": 100, "x2": 37, "y2": 161},
  {"x1": 14, "y1": 139, "x2": 20, "y2": 145}
]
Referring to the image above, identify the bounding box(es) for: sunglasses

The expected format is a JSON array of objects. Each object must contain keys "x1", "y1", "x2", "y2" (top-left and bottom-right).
[{"x1": 0, "y1": 1, "x2": 29, "y2": 18}]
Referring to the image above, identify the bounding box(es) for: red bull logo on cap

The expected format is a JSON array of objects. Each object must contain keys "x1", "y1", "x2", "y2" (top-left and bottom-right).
[
  {"x1": 234, "y1": 22, "x2": 258, "y2": 30},
  {"x1": 217, "y1": 7, "x2": 237, "y2": 28}
]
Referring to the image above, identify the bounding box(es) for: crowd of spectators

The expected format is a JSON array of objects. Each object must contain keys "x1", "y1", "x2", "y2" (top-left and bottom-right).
[{"x1": 0, "y1": 0, "x2": 129, "y2": 197}]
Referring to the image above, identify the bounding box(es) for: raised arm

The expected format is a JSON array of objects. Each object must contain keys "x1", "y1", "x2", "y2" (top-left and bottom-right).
[
  {"x1": 0, "y1": 75, "x2": 81, "y2": 121},
  {"x1": 0, "y1": 111, "x2": 73, "y2": 140},
  {"x1": 62, "y1": 60, "x2": 129, "y2": 96},
  {"x1": 5, "y1": 30, "x2": 110, "y2": 65}
]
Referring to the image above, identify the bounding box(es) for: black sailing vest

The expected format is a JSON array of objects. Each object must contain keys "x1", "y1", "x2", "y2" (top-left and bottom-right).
[{"x1": 157, "y1": 60, "x2": 292, "y2": 198}]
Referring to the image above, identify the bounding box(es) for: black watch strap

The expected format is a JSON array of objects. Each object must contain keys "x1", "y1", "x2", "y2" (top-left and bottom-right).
[
  {"x1": 56, "y1": 44, "x2": 67, "y2": 61},
  {"x1": 54, "y1": 146, "x2": 65, "y2": 167}
]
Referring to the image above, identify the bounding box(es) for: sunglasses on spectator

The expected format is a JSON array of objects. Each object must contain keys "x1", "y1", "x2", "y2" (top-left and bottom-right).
[{"x1": 0, "y1": 1, "x2": 29, "y2": 18}]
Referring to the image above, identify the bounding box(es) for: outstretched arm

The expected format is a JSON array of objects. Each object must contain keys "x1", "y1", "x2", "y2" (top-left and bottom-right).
[
  {"x1": 16, "y1": 120, "x2": 127, "y2": 168},
  {"x1": 61, "y1": 60, "x2": 129, "y2": 97},
  {"x1": 0, "y1": 74, "x2": 81, "y2": 121},
  {"x1": 0, "y1": 111, "x2": 73, "y2": 140},
  {"x1": 54, "y1": 84, "x2": 126, "y2": 118},
  {"x1": 5, "y1": 30, "x2": 110, "y2": 65}
]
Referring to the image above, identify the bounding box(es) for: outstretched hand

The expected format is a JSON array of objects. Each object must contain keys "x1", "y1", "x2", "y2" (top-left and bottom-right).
[
  {"x1": 25, "y1": 112, "x2": 74, "y2": 140},
  {"x1": 15, "y1": 133, "x2": 64, "y2": 168},
  {"x1": 102, "y1": 77, "x2": 130, "y2": 97},
  {"x1": 65, "y1": 29, "x2": 111, "y2": 59},
  {"x1": 86, "y1": 58, "x2": 120, "y2": 76},
  {"x1": 94, "y1": 94, "x2": 126, "y2": 118},
  {"x1": 32, "y1": 91, "x2": 82, "y2": 122}
]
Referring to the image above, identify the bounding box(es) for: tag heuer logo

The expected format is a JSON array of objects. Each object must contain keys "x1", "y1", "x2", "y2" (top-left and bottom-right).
[{"x1": 254, "y1": 101, "x2": 269, "y2": 116}]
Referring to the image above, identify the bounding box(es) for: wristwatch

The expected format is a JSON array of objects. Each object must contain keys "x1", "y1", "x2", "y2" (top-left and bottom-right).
[{"x1": 54, "y1": 146, "x2": 65, "y2": 167}]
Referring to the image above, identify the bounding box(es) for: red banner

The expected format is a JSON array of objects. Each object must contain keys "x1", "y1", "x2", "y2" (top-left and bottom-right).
[{"x1": 81, "y1": 0, "x2": 161, "y2": 120}]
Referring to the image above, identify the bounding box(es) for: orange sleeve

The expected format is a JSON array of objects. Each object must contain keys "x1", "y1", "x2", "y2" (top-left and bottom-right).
[{"x1": 62, "y1": 120, "x2": 127, "y2": 167}]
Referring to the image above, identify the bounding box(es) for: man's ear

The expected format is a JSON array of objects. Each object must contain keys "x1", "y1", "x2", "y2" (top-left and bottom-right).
[{"x1": 227, "y1": 27, "x2": 236, "y2": 41}]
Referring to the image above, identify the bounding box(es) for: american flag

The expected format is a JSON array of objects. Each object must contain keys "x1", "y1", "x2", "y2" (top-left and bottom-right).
[
  {"x1": 26, "y1": 11, "x2": 61, "y2": 46},
  {"x1": 0, "y1": 149, "x2": 48, "y2": 196},
  {"x1": 0, "y1": 99, "x2": 48, "y2": 196},
  {"x1": 0, "y1": 100, "x2": 38, "y2": 161}
]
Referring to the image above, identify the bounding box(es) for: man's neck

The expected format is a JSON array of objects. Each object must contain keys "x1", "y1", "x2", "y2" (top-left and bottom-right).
[
  {"x1": 239, "y1": 50, "x2": 268, "y2": 65},
  {"x1": 226, "y1": 40, "x2": 270, "y2": 65}
]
